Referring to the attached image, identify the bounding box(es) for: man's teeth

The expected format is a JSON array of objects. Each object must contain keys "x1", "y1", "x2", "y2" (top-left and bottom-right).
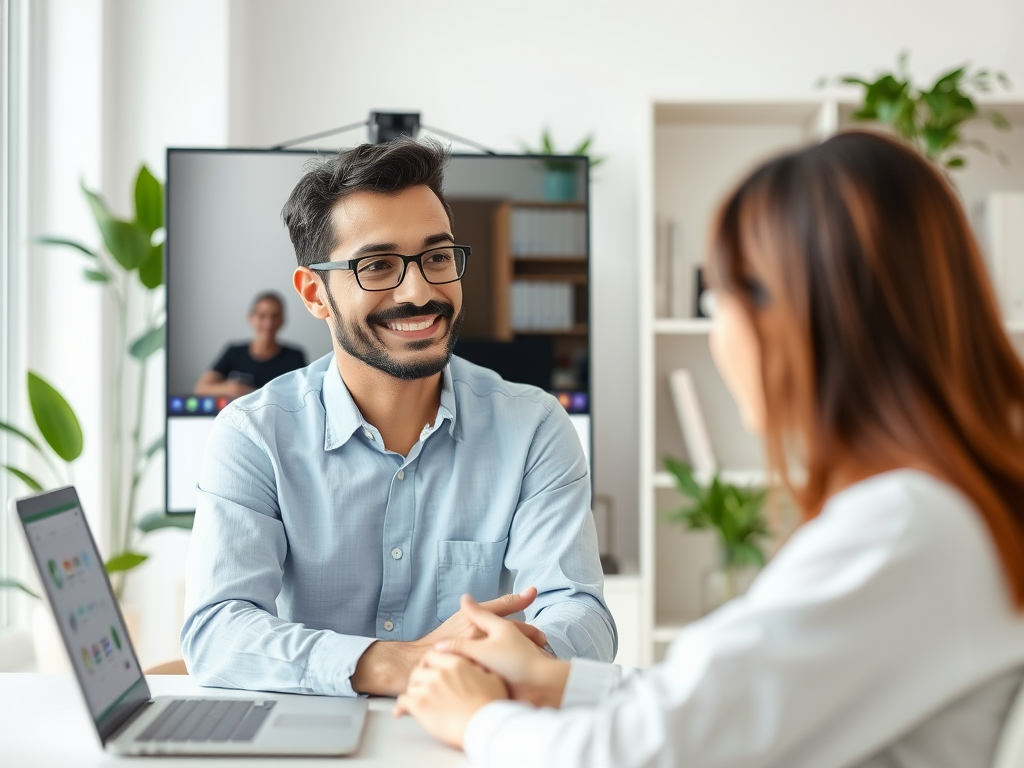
[{"x1": 386, "y1": 317, "x2": 435, "y2": 332}]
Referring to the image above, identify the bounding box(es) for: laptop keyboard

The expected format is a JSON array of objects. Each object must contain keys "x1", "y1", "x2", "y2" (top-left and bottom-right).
[{"x1": 135, "y1": 699, "x2": 276, "y2": 743}]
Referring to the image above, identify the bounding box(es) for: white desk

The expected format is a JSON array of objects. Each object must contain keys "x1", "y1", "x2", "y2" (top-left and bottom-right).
[{"x1": 0, "y1": 674, "x2": 468, "y2": 766}]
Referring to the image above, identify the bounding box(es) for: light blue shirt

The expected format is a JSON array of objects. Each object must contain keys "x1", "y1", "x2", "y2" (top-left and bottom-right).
[{"x1": 181, "y1": 353, "x2": 616, "y2": 696}]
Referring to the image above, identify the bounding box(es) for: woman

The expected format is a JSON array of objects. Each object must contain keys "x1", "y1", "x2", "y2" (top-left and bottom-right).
[{"x1": 394, "y1": 132, "x2": 1024, "y2": 767}]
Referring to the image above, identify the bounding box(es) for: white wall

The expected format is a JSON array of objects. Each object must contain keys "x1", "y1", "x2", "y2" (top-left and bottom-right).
[{"x1": 16, "y1": 0, "x2": 1024, "y2": 664}]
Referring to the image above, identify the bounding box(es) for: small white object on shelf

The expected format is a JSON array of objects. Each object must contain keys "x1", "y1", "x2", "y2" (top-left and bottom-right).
[
  {"x1": 980, "y1": 192, "x2": 1024, "y2": 322},
  {"x1": 667, "y1": 369, "x2": 716, "y2": 477}
]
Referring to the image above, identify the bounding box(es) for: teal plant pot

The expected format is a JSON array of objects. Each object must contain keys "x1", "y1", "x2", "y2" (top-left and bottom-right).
[{"x1": 543, "y1": 169, "x2": 577, "y2": 201}]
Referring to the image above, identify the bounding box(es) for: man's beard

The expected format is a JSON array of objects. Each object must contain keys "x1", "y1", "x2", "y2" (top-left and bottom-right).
[{"x1": 322, "y1": 283, "x2": 464, "y2": 380}]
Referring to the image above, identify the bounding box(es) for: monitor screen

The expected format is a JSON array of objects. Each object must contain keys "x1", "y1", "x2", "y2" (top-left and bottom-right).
[{"x1": 165, "y1": 149, "x2": 591, "y2": 513}]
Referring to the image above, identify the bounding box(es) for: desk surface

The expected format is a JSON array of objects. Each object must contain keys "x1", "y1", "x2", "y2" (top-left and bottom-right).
[{"x1": 0, "y1": 674, "x2": 468, "y2": 766}]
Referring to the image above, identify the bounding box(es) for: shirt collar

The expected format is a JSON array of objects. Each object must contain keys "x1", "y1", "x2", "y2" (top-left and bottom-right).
[{"x1": 322, "y1": 357, "x2": 460, "y2": 451}]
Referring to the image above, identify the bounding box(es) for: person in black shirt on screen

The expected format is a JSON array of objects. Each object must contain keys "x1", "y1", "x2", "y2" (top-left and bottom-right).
[{"x1": 194, "y1": 291, "x2": 307, "y2": 398}]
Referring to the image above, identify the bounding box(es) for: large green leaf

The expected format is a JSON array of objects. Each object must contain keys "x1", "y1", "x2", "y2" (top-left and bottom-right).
[
  {"x1": 35, "y1": 237, "x2": 98, "y2": 259},
  {"x1": 664, "y1": 455, "x2": 702, "y2": 500},
  {"x1": 137, "y1": 242, "x2": 163, "y2": 289},
  {"x1": 27, "y1": 371, "x2": 83, "y2": 462},
  {"x1": 3, "y1": 465, "x2": 44, "y2": 492},
  {"x1": 134, "y1": 165, "x2": 164, "y2": 235},
  {"x1": 137, "y1": 511, "x2": 194, "y2": 533},
  {"x1": 81, "y1": 183, "x2": 150, "y2": 271},
  {"x1": 83, "y1": 268, "x2": 110, "y2": 283},
  {"x1": 104, "y1": 551, "x2": 149, "y2": 574},
  {"x1": 0, "y1": 578, "x2": 40, "y2": 600},
  {"x1": 129, "y1": 324, "x2": 165, "y2": 360}
]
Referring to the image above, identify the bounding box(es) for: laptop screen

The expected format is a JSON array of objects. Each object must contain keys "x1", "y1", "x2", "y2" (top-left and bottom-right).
[{"x1": 18, "y1": 489, "x2": 149, "y2": 738}]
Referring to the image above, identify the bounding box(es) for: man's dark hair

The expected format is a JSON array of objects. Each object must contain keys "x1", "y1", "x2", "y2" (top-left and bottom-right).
[
  {"x1": 249, "y1": 290, "x2": 285, "y2": 316},
  {"x1": 281, "y1": 136, "x2": 452, "y2": 268}
]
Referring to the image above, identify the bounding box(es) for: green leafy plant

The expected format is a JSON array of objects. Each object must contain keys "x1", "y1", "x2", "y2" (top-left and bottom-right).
[
  {"x1": 833, "y1": 51, "x2": 1012, "y2": 170},
  {"x1": 520, "y1": 127, "x2": 604, "y2": 172},
  {"x1": 1, "y1": 166, "x2": 193, "y2": 600},
  {"x1": 663, "y1": 456, "x2": 770, "y2": 600}
]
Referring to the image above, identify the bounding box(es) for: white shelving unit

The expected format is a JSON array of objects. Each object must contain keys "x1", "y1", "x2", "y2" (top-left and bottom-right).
[{"x1": 636, "y1": 94, "x2": 1024, "y2": 665}]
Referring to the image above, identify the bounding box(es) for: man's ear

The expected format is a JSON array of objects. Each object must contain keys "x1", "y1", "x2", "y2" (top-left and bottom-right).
[{"x1": 293, "y1": 267, "x2": 331, "y2": 320}]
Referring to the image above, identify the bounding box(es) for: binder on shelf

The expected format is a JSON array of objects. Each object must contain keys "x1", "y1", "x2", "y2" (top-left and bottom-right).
[
  {"x1": 511, "y1": 206, "x2": 586, "y2": 258},
  {"x1": 510, "y1": 280, "x2": 575, "y2": 331},
  {"x1": 667, "y1": 369, "x2": 716, "y2": 477}
]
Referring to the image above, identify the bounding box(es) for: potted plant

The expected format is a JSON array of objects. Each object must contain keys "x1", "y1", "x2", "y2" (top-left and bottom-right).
[
  {"x1": 521, "y1": 128, "x2": 603, "y2": 202},
  {"x1": 1, "y1": 166, "x2": 191, "y2": 667},
  {"x1": 663, "y1": 456, "x2": 770, "y2": 609},
  {"x1": 831, "y1": 51, "x2": 1012, "y2": 171}
]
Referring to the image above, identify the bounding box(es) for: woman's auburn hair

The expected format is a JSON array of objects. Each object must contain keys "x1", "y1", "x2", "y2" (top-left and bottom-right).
[{"x1": 710, "y1": 130, "x2": 1024, "y2": 609}]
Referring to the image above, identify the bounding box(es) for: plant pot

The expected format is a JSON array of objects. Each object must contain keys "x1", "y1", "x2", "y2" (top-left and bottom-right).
[
  {"x1": 32, "y1": 601, "x2": 141, "y2": 673},
  {"x1": 700, "y1": 562, "x2": 759, "y2": 615},
  {"x1": 543, "y1": 169, "x2": 577, "y2": 202}
]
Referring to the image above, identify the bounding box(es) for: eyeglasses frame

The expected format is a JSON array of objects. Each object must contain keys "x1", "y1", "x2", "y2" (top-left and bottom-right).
[{"x1": 308, "y1": 245, "x2": 471, "y2": 292}]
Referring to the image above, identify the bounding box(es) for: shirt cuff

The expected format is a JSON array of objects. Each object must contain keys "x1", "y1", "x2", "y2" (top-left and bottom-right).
[
  {"x1": 464, "y1": 701, "x2": 533, "y2": 766},
  {"x1": 303, "y1": 632, "x2": 378, "y2": 697},
  {"x1": 560, "y1": 657, "x2": 622, "y2": 708}
]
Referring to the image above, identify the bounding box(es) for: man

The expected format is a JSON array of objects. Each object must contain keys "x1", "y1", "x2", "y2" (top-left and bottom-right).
[{"x1": 181, "y1": 138, "x2": 616, "y2": 697}]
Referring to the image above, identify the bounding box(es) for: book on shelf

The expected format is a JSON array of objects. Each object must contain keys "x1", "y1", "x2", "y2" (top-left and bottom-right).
[
  {"x1": 511, "y1": 280, "x2": 575, "y2": 330},
  {"x1": 654, "y1": 215, "x2": 691, "y2": 318},
  {"x1": 979, "y1": 192, "x2": 1024, "y2": 322},
  {"x1": 511, "y1": 207, "x2": 586, "y2": 257},
  {"x1": 667, "y1": 368, "x2": 716, "y2": 477}
]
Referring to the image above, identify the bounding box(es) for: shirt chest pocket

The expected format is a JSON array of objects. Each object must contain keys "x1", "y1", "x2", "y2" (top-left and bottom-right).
[{"x1": 436, "y1": 538, "x2": 509, "y2": 622}]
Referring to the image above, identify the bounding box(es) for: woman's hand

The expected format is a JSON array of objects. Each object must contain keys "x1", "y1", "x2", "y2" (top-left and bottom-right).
[
  {"x1": 393, "y1": 651, "x2": 509, "y2": 749},
  {"x1": 429, "y1": 594, "x2": 572, "y2": 708}
]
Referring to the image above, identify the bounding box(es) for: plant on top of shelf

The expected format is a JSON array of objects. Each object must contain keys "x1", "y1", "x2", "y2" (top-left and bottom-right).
[
  {"x1": 520, "y1": 128, "x2": 604, "y2": 202},
  {"x1": 0, "y1": 166, "x2": 193, "y2": 602},
  {"x1": 828, "y1": 51, "x2": 1012, "y2": 171},
  {"x1": 663, "y1": 456, "x2": 770, "y2": 603}
]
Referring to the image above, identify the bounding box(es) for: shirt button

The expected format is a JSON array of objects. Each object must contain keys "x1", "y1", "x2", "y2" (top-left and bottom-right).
[
  {"x1": 391, "y1": 547, "x2": 403, "y2": 560},
  {"x1": 396, "y1": 470, "x2": 405, "y2": 481},
  {"x1": 383, "y1": 619, "x2": 394, "y2": 631},
  {"x1": 363, "y1": 429, "x2": 374, "y2": 441}
]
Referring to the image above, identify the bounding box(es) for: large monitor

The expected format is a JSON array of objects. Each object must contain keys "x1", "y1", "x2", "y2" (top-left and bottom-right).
[{"x1": 165, "y1": 149, "x2": 591, "y2": 514}]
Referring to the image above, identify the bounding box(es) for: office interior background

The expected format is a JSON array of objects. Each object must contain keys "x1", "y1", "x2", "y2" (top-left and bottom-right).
[{"x1": 1, "y1": 0, "x2": 1023, "y2": 670}]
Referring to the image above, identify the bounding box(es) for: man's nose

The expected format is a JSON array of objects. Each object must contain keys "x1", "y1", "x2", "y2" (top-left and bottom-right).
[{"x1": 391, "y1": 261, "x2": 433, "y2": 305}]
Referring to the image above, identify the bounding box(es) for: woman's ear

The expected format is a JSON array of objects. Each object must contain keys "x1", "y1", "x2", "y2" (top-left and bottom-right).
[{"x1": 293, "y1": 267, "x2": 331, "y2": 320}]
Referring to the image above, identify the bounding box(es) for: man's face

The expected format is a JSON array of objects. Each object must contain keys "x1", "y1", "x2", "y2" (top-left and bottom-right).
[
  {"x1": 249, "y1": 298, "x2": 284, "y2": 339},
  {"x1": 318, "y1": 185, "x2": 464, "y2": 380}
]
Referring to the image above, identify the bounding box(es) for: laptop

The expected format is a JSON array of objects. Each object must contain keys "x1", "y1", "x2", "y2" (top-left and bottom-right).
[{"x1": 12, "y1": 486, "x2": 368, "y2": 756}]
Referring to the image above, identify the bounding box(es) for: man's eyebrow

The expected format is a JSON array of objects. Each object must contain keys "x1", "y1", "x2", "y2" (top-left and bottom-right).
[{"x1": 350, "y1": 233, "x2": 454, "y2": 257}]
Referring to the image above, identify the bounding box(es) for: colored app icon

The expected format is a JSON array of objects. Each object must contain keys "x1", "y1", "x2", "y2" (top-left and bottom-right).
[
  {"x1": 81, "y1": 551, "x2": 91, "y2": 568},
  {"x1": 111, "y1": 626, "x2": 121, "y2": 651},
  {"x1": 63, "y1": 559, "x2": 72, "y2": 573},
  {"x1": 72, "y1": 555, "x2": 81, "y2": 569},
  {"x1": 215, "y1": 397, "x2": 229, "y2": 411},
  {"x1": 185, "y1": 397, "x2": 199, "y2": 413},
  {"x1": 556, "y1": 392, "x2": 572, "y2": 410},
  {"x1": 68, "y1": 612, "x2": 78, "y2": 633},
  {"x1": 201, "y1": 397, "x2": 216, "y2": 413},
  {"x1": 47, "y1": 559, "x2": 63, "y2": 589},
  {"x1": 92, "y1": 644, "x2": 102, "y2": 665},
  {"x1": 571, "y1": 392, "x2": 588, "y2": 412},
  {"x1": 81, "y1": 648, "x2": 93, "y2": 671},
  {"x1": 169, "y1": 396, "x2": 185, "y2": 414},
  {"x1": 101, "y1": 637, "x2": 113, "y2": 656}
]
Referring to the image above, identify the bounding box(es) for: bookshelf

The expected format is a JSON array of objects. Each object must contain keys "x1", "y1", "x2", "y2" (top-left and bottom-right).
[{"x1": 637, "y1": 95, "x2": 1024, "y2": 665}]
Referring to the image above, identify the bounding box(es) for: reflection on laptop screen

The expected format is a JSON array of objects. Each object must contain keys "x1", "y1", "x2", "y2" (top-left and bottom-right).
[{"x1": 23, "y1": 502, "x2": 144, "y2": 725}]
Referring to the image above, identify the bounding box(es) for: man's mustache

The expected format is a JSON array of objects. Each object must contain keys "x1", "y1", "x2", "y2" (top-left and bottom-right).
[{"x1": 368, "y1": 300, "x2": 455, "y2": 325}]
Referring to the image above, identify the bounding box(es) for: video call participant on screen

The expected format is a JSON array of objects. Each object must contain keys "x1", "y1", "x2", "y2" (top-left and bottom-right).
[
  {"x1": 194, "y1": 291, "x2": 307, "y2": 398},
  {"x1": 395, "y1": 133, "x2": 1024, "y2": 767},
  {"x1": 180, "y1": 137, "x2": 616, "y2": 698}
]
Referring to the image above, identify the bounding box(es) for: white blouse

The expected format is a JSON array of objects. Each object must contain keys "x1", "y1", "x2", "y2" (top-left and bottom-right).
[{"x1": 464, "y1": 470, "x2": 1024, "y2": 768}]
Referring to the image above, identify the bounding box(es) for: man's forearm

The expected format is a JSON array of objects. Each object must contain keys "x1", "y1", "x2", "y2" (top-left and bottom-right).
[{"x1": 351, "y1": 640, "x2": 425, "y2": 696}]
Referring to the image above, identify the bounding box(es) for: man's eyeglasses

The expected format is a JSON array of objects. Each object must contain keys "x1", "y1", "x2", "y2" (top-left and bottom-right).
[{"x1": 309, "y1": 245, "x2": 470, "y2": 292}]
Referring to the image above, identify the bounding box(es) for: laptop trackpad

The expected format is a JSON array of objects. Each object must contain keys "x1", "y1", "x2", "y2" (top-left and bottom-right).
[{"x1": 273, "y1": 714, "x2": 351, "y2": 729}]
